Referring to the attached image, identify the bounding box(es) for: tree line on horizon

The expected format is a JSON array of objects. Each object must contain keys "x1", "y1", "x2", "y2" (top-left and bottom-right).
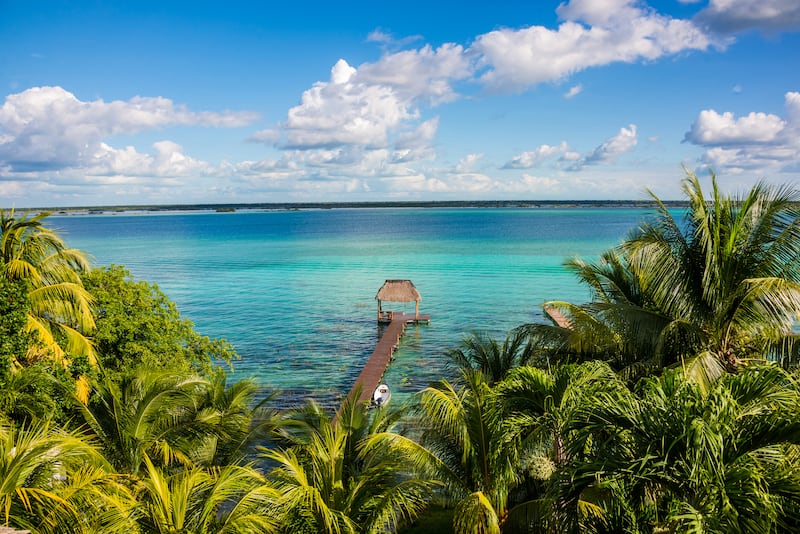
[
  {"x1": 1, "y1": 171, "x2": 800, "y2": 533},
  {"x1": 29, "y1": 198, "x2": 694, "y2": 216}
]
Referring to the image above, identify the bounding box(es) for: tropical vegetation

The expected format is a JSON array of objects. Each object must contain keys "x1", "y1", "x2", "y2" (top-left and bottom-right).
[{"x1": 1, "y1": 171, "x2": 799, "y2": 533}]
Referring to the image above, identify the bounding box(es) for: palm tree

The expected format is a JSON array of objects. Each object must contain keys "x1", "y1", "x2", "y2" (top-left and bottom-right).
[
  {"x1": 372, "y1": 370, "x2": 518, "y2": 534},
  {"x1": 525, "y1": 251, "x2": 673, "y2": 380},
  {"x1": 526, "y1": 172, "x2": 800, "y2": 381},
  {"x1": 0, "y1": 364, "x2": 61, "y2": 423},
  {"x1": 77, "y1": 370, "x2": 211, "y2": 475},
  {"x1": 446, "y1": 329, "x2": 533, "y2": 385},
  {"x1": 0, "y1": 419, "x2": 136, "y2": 533},
  {"x1": 569, "y1": 363, "x2": 800, "y2": 532},
  {"x1": 190, "y1": 372, "x2": 282, "y2": 467},
  {"x1": 627, "y1": 172, "x2": 800, "y2": 371},
  {"x1": 137, "y1": 455, "x2": 278, "y2": 534},
  {"x1": 263, "y1": 393, "x2": 431, "y2": 533},
  {"x1": 494, "y1": 361, "x2": 625, "y2": 532},
  {"x1": 0, "y1": 208, "x2": 96, "y2": 401}
]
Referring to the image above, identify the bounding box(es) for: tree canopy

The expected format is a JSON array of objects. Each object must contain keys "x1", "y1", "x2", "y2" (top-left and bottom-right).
[{"x1": 82, "y1": 264, "x2": 237, "y2": 379}]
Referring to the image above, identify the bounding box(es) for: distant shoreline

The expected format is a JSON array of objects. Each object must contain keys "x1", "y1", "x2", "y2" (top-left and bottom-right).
[{"x1": 29, "y1": 199, "x2": 689, "y2": 216}]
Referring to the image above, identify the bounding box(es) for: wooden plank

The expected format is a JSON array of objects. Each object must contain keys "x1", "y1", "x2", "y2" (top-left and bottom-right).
[
  {"x1": 544, "y1": 306, "x2": 572, "y2": 329},
  {"x1": 347, "y1": 316, "x2": 406, "y2": 404},
  {"x1": 342, "y1": 312, "x2": 431, "y2": 406}
]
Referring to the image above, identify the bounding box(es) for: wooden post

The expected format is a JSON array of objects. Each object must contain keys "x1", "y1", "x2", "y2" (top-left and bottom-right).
[
  {"x1": 415, "y1": 300, "x2": 419, "y2": 318},
  {"x1": 377, "y1": 299, "x2": 382, "y2": 320}
]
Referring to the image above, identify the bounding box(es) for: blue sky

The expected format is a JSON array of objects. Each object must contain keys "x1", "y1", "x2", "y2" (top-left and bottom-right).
[{"x1": 1, "y1": 0, "x2": 799, "y2": 206}]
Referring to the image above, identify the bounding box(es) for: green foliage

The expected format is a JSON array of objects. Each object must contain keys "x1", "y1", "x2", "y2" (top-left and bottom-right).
[
  {"x1": 401, "y1": 371, "x2": 515, "y2": 533},
  {"x1": 0, "y1": 276, "x2": 30, "y2": 380},
  {"x1": 400, "y1": 505, "x2": 454, "y2": 534},
  {"x1": 446, "y1": 329, "x2": 532, "y2": 385},
  {"x1": 526, "y1": 171, "x2": 800, "y2": 379},
  {"x1": 77, "y1": 367, "x2": 277, "y2": 476},
  {"x1": 0, "y1": 420, "x2": 137, "y2": 533},
  {"x1": 0, "y1": 208, "x2": 96, "y2": 365},
  {"x1": 79, "y1": 370, "x2": 213, "y2": 475},
  {"x1": 264, "y1": 395, "x2": 432, "y2": 533},
  {"x1": 0, "y1": 280, "x2": 82, "y2": 424},
  {"x1": 137, "y1": 455, "x2": 278, "y2": 534},
  {"x1": 82, "y1": 265, "x2": 237, "y2": 378},
  {"x1": 556, "y1": 363, "x2": 800, "y2": 533},
  {"x1": 0, "y1": 364, "x2": 64, "y2": 424}
]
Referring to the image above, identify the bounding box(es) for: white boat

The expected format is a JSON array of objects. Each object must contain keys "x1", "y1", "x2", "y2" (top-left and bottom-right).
[{"x1": 373, "y1": 383, "x2": 391, "y2": 407}]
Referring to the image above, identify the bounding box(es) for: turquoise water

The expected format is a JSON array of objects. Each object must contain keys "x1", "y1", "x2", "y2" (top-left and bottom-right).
[{"x1": 51, "y1": 208, "x2": 653, "y2": 405}]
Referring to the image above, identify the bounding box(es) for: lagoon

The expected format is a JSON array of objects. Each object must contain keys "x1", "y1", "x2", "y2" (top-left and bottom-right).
[{"x1": 51, "y1": 207, "x2": 654, "y2": 405}]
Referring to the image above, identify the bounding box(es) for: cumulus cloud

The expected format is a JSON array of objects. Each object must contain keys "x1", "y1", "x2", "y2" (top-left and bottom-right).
[
  {"x1": 571, "y1": 124, "x2": 638, "y2": 170},
  {"x1": 392, "y1": 118, "x2": 439, "y2": 163},
  {"x1": 694, "y1": 0, "x2": 800, "y2": 34},
  {"x1": 455, "y1": 153, "x2": 483, "y2": 172},
  {"x1": 685, "y1": 109, "x2": 785, "y2": 145},
  {"x1": 269, "y1": 1, "x2": 719, "y2": 159},
  {"x1": 473, "y1": 0, "x2": 716, "y2": 91},
  {"x1": 357, "y1": 43, "x2": 471, "y2": 105},
  {"x1": 270, "y1": 45, "x2": 471, "y2": 152},
  {"x1": 503, "y1": 142, "x2": 569, "y2": 169},
  {"x1": 88, "y1": 140, "x2": 213, "y2": 178},
  {"x1": 277, "y1": 59, "x2": 413, "y2": 149},
  {"x1": 0, "y1": 86, "x2": 258, "y2": 172},
  {"x1": 585, "y1": 124, "x2": 638, "y2": 163},
  {"x1": 253, "y1": 0, "x2": 731, "y2": 196},
  {"x1": 685, "y1": 91, "x2": 800, "y2": 172}
]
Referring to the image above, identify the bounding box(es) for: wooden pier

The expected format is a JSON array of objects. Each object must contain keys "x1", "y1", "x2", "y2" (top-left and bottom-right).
[
  {"x1": 345, "y1": 312, "x2": 431, "y2": 405},
  {"x1": 544, "y1": 305, "x2": 572, "y2": 329}
]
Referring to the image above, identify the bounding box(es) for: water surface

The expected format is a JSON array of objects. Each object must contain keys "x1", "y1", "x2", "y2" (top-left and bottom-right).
[{"x1": 52, "y1": 208, "x2": 652, "y2": 405}]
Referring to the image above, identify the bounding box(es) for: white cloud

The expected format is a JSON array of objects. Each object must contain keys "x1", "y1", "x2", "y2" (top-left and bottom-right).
[
  {"x1": 504, "y1": 174, "x2": 563, "y2": 194},
  {"x1": 685, "y1": 91, "x2": 800, "y2": 172},
  {"x1": 277, "y1": 59, "x2": 415, "y2": 150},
  {"x1": 254, "y1": 0, "x2": 726, "y2": 191},
  {"x1": 392, "y1": 118, "x2": 439, "y2": 163},
  {"x1": 0, "y1": 86, "x2": 258, "y2": 171},
  {"x1": 88, "y1": 140, "x2": 213, "y2": 178},
  {"x1": 694, "y1": 0, "x2": 800, "y2": 34},
  {"x1": 455, "y1": 153, "x2": 483, "y2": 172},
  {"x1": 366, "y1": 29, "x2": 393, "y2": 44},
  {"x1": 571, "y1": 124, "x2": 638, "y2": 169},
  {"x1": 473, "y1": 0, "x2": 716, "y2": 91},
  {"x1": 504, "y1": 142, "x2": 569, "y2": 169},
  {"x1": 366, "y1": 28, "x2": 424, "y2": 49},
  {"x1": 248, "y1": 128, "x2": 280, "y2": 143},
  {"x1": 272, "y1": 43, "x2": 470, "y2": 152},
  {"x1": 358, "y1": 43, "x2": 471, "y2": 105},
  {"x1": 564, "y1": 85, "x2": 583, "y2": 99},
  {"x1": 685, "y1": 109, "x2": 786, "y2": 145}
]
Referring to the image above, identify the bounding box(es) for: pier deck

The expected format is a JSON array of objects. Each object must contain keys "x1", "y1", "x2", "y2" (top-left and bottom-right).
[
  {"x1": 544, "y1": 306, "x2": 572, "y2": 329},
  {"x1": 346, "y1": 312, "x2": 431, "y2": 405}
]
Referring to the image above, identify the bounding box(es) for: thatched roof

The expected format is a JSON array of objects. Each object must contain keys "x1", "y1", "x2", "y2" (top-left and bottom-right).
[{"x1": 375, "y1": 280, "x2": 421, "y2": 302}]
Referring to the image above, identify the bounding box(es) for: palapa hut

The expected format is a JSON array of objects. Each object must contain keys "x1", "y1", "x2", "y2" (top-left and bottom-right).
[{"x1": 376, "y1": 279, "x2": 421, "y2": 322}]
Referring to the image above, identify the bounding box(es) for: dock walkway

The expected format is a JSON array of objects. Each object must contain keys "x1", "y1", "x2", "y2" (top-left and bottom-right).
[
  {"x1": 544, "y1": 305, "x2": 572, "y2": 329},
  {"x1": 346, "y1": 313, "x2": 430, "y2": 404}
]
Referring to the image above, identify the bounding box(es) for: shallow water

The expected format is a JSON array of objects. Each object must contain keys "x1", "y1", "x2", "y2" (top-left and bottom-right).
[{"x1": 52, "y1": 207, "x2": 653, "y2": 406}]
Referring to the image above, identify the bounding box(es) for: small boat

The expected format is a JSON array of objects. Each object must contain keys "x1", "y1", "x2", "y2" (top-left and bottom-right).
[{"x1": 373, "y1": 383, "x2": 391, "y2": 407}]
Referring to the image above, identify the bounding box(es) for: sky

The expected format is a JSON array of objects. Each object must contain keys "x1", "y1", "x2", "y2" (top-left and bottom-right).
[{"x1": 1, "y1": 0, "x2": 799, "y2": 207}]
